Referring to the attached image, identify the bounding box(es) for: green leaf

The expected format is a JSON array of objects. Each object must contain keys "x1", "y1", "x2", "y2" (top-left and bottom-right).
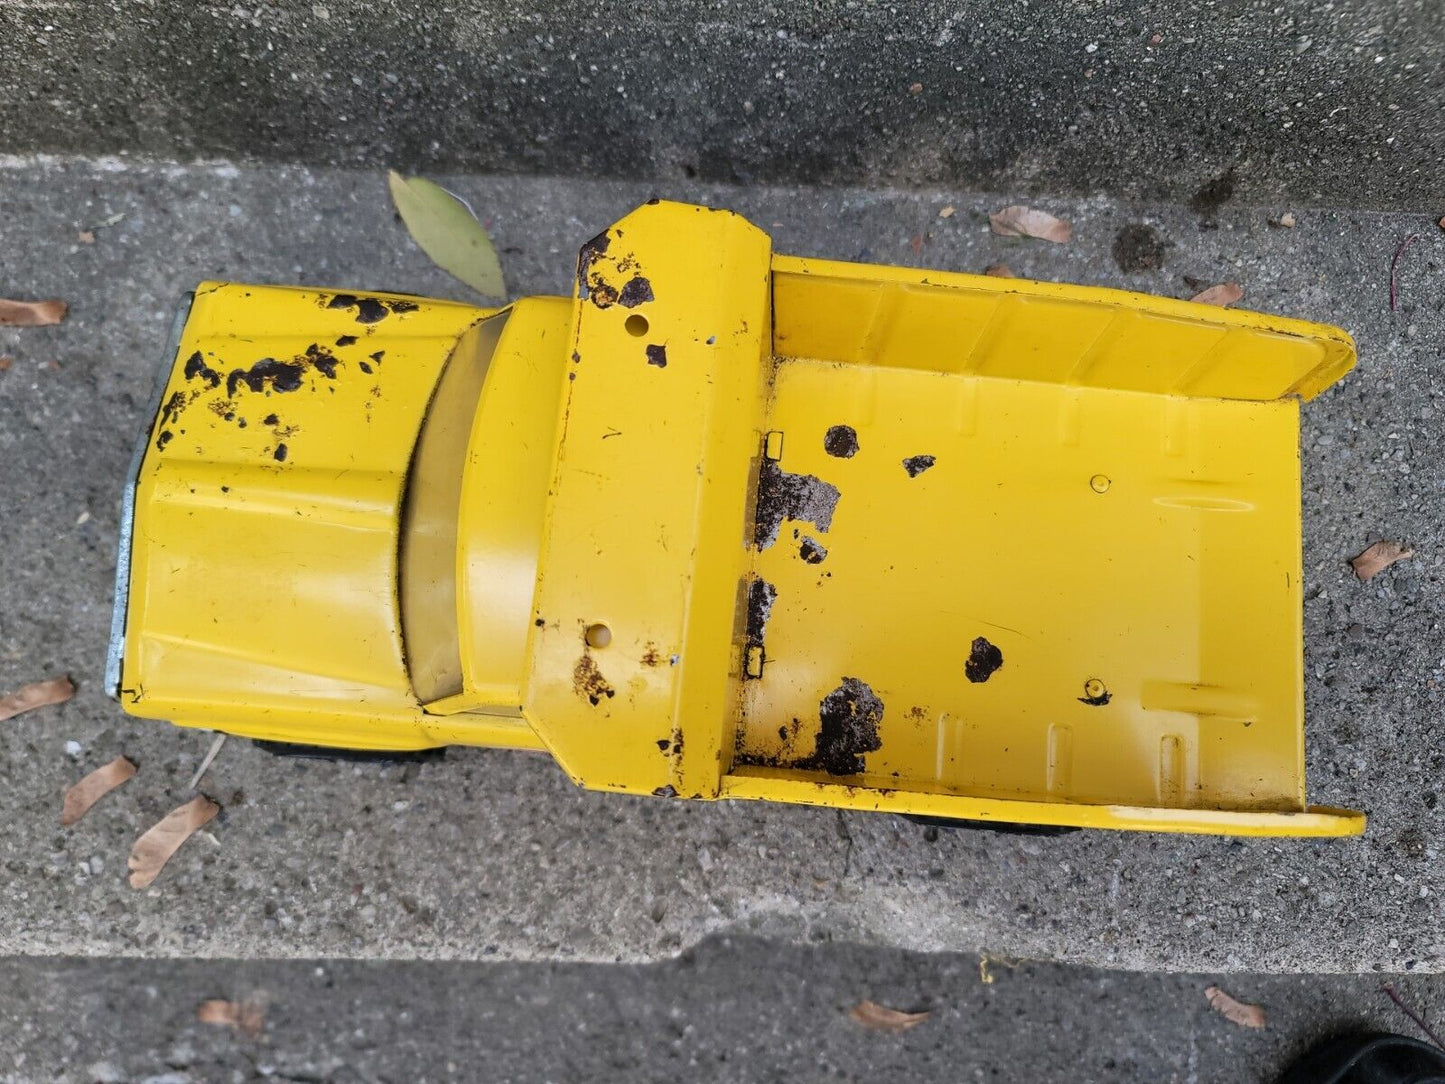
[{"x1": 387, "y1": 170, "x2": 506, "y2": 299}]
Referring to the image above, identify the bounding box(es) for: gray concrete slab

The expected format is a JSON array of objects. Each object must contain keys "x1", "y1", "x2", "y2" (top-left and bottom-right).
[
  {"x1": 0, "y1": 157, "x2": 1440, "y2": 972},
  {"x1": 1, "y1": 1, "x2": 1444, "y2": 210},
  {"x1": 6, "y1": 937, "x2": 1445, "y2": 1084}
]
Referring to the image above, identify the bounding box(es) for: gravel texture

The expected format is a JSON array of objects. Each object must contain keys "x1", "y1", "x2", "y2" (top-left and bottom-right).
[
  {"x1": 6, "y1": 937, "x2": 1445, "y2": 1083},
  {"x1": 1, "y1": 1, "x2": 1443, "y2": 209}
]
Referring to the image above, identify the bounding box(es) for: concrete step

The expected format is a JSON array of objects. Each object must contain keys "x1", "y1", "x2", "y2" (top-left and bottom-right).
[
  {"x1": 0, "y1": 156, "x2": 1438, "y2": 973},
  {"x1": 6, "y1": 937, "x2": 1445, "y2": 1083}
]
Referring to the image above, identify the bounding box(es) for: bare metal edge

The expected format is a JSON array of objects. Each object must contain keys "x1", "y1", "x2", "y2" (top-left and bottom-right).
[{"x1": 104, "y1": 292, "x2": 194, "y2": 700}]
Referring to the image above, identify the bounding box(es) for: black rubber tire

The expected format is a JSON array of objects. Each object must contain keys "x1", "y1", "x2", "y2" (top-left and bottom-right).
[
  {"x1": 1276, "y1": 1033, "x2": 1445, "y2": 1084},
  {"x1": 900, "y1": 813, "x2": 1080, "y2": 837},
  {"x1": 253, "y1": 739, "x2": 446, "y2": 765}
]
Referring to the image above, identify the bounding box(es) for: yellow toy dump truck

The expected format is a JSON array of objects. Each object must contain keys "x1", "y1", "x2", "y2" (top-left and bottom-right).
[{"x1": 106, "y1": 200, "x2": 1364, "y2": 837}]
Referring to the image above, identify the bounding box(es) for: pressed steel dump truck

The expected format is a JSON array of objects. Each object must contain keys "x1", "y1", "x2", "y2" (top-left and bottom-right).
[{"x1": 107, "y1": 200, "x2": 1364, "y2": 837}]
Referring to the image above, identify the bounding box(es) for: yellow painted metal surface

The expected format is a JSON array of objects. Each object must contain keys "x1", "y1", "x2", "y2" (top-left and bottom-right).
[{"x1": 113, "y1": 202, "x2": 1363, "y2": 836}]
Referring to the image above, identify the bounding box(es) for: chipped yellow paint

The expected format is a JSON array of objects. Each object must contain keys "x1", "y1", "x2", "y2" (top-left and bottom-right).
[{"x1": 114, "y1": 202, "x2": 1363, "y2": 836}]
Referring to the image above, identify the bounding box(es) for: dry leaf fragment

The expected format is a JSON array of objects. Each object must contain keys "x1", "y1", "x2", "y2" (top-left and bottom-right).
[
  {"x1": 848, "y1": 999, "x2": 930, "y2": 1033},
  {"x1": 938, "y1": 206, "x2": 955, "y2": 219},
  {"x1": 0, "y1": 675, "x2": 75, "y2": 721},
  {"x1": 1278, "y1": 212, "x2": 1297, "y2": 228},
  {"x1": 61, "y1": 756, "x2": 137, "y2": 826},
  {"x1": 77, "y1": 230, "x2": 96, "y2": 244},
  {"x1": 0, "y1": 356, "x2": 11, "y2": 371},
  {"x1": 387, "y1": 170, "x2": 506, "y2": 298},
  {"x1": 1351, "y1": 540, "x2": 1414, "y2": 580},
  {"x1": 128, "y1": 795, "x2": 219, "y2": 888},
  {"x1": 1204, "y1": 985, "x2": 1266, "y2": 1028},
  {"x1": 1190, "y1": 282, "x2": 1244, "y2": 306},
  {"x1": 988, "y1": 205, "x2": 1072, "y2": 243},
  {"x1": 0, "y1": 298, "x2": 67, "y2": 327},
  {"x1": 197, "y1": 996, "x2": 267, "y2": 1038},
  {"x1": 908, "y1": 82, "x2": 924, "y2": 95},
  {"x1": 984, "y1": 263, "x2": 1015, "y2": 278}
]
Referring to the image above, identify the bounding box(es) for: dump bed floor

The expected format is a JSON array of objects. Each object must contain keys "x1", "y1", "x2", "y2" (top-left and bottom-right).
[{"x1": 735, "y1": 357, "x2": 1305, "y2": 813}]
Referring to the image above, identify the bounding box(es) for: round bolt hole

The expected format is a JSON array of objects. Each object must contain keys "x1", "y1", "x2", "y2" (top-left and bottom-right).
[
  {"x1": 1089, "y1": 474, "x2": 1111, "y2": 494},
  {"x1": 1083, "y1": 678, "x2": 1107, "y2": 700},
  {"x1": 585, "y1": 623, "x2": 612, "y2": 649},
  {"x1": 624, "y1": 314, "x2": 649, "y2": 337}
]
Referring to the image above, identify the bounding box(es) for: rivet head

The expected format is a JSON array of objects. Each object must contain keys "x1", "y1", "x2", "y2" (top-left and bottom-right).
[
  {"x1": 1083, "y1": 678, "x2": 1107, "y2": 699},
  {"x1": 1089, "y1": 474, "x2": 1111, "y2": 494}
]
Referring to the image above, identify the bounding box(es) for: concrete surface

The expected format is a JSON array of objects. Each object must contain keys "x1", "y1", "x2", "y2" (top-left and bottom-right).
[
  {"x1": 1, "y1": 157, "x2": 1441, "y2": 972},
  {"x1": 6, "y1": 936, "x2": 1445, "y2": 1083},
  {"x1": 2, "y1": 1, "x2": 1444, "y2": 210}
]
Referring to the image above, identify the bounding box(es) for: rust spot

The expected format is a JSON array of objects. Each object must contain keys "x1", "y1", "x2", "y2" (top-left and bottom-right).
[
  {"x1": 824, "y1": 425, "x2": 859, "y2": 458},
  {"x1": 652, "y1": 784, "x2": 678, "y2": 798},
  {"x1": 656, "y1": 738, "x2": 671, "y2": 751},
  {"x1": 273, "y1": 442, "x2": 288, "y2": 462},
  {"x1": 754, "y1": 460, "x2": 841, "y2": 549},
  {"x1": 798, "y1": 536, "x2": 827, "y2": 564},
  {"x1": 369, "y1": 350, "x2": 385, "y2": 365},
  {"x1": 1078, "y1": 690, "x2": 1113, "y2": 707},
  {"x1": 618, "y1": 276, "x2": 655, "y2": 307},
  {"x1": 160, "y1": 390, "x2": 189, "y2": 426},
  {"x1": 359, "y1": 361, "x2": 373, "y2": 374},
  {"x1": 386, "y1": 299, "x2": 419, "y2": 314},
  {"x1": 801, "y1": 678, "x2": 884, "y2": 776},
  {"x1": 641, "y1": 642, "x2": 662, "y2": 667},
  {"x1": 262, "y1": 413, "x2": 279, "y2": 426},
  {"x1": 907, "y1": 706, "x2": 928, "y2": 721},
  {"x1": 577, "y1": 230, "x2": 617, "y2": 307},
  {"x1": 965, "y1": 637, "x2": 1004, "y2": 683},
  {"x1": 326, "y1": 294, "x2": 389, "y2": 324},
  {"x1": 155, "y1": 429, "x2": 174, "y2": 451},
  {"x1": 646, "y1": 344, "x2": 668, "y2": 368},
  {"x1": 183, "y1": 350, "x2": 222, "y2": 389},
  {"x1": 335, "y1": 335, "x2": 358, "y2": 346},
  {"x1": 902, "y1": 454, "x2": 936, "y2": 477},
  {"x1": 304, "y1": 343, "x2": 340, "y2": 378},
  {"x1": 226, "y1": 358, "x2": 303, "y2": 397},
  {"x1": 573, "y1": 654, "x2": 616, "y2": 706},
  {"x1": 744, "y1": 578, "x2": 776, "y2": 660}
]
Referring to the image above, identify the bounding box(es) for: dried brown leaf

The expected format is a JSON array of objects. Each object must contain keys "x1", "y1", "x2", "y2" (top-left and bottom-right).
[
  {"x1": 908, "y1": 233, "x2": 925, "y2": 254},
  {"x1": 985, "y1": 263, "x2": 1015, "y2": 278},
  {"x1": 1190, "y1": 282, "x2": 1244, "y2": 307},
  {"x1": 128, "y1": 795, "x2": 219, "y2": 889},
  {"x1": 938, "y1": 205, "x2": 955, "y2": 219},
  {"x1": 0, "y1": 356, "x2": 11, "y2": 371},
  {"x1": 61, "y1": 756, "x2": 137, "y2": 826},
  {"x1": 1204, "y1": 985, "x2": 1266, "y2": 1028},
  {"x1": 1351, "y1": 540, "x2": 1414, "y2": 581},
  {"x1": 0, "y1": 675, "x2": 75, "y2": 721},
  {"x1": 1278, "y1": 212, "x2": 1297, "y2": 228},
  {"x1": 77, "y1": 230, "x2": 96, "y2": 244},
  {"x1": 988, "y1": 205, "x2": 1072, "y2": 243},
  {"x1": 848, "y1": 999, "x2": 930, "y2": 1033},
  {"x1": 197, "y1": 996, "x2": 267, "y2": 1038},
  {"x1": 0, "y1": 298, "x2": 67, "y2": 326}
]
